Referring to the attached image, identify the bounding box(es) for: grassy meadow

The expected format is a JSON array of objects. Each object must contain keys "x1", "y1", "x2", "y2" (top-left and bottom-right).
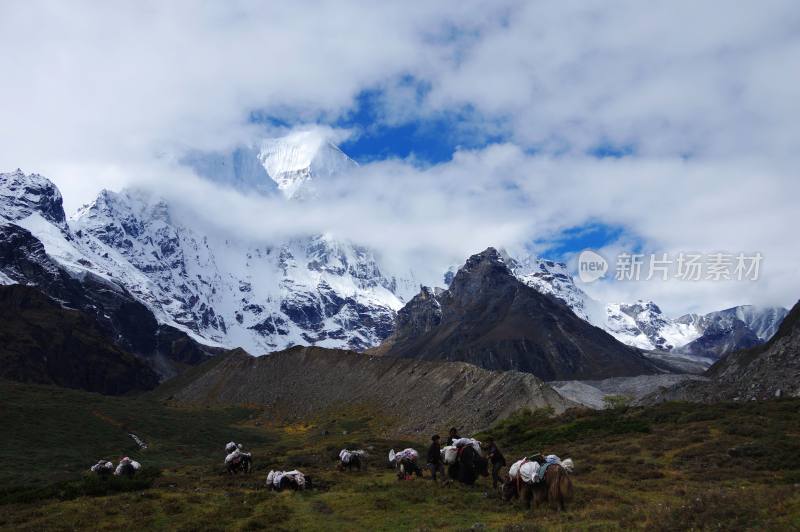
[{"x1": 1, "y1": 380, "x2": 799, "y2": 530}]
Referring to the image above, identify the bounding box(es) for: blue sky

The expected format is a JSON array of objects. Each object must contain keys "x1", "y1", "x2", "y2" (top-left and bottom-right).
[{"x1": 336, "y1": 88, "x2": 508, "y2": 165}]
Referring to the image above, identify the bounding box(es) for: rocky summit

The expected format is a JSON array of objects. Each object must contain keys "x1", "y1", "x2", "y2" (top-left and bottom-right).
[{"x1": 375, "y1": 247, "x2": 660, "y2": 381}]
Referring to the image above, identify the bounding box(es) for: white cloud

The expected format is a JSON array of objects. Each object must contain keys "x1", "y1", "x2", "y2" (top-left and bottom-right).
[{"x1": 0, "y1": 0, "x2": 798, "y2": 315}]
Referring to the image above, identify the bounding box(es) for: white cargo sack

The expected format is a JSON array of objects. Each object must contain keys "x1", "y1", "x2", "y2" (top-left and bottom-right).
[
  {"x1": 267, "y1": 469, "x2": 306, "y2": 488},
  {"x1": 339, "y1": 449, "x2": 365, "y2": 463},
  {"x1": 225, "y1": 449, "x2": 241, "y2": 464},
  {"x1": 452, "y1": 437, "x2": 482, "y2": 453},
  {"x1": 90, "y1": 460, "x2": 113, "y2": 473},
  {"x1": 394, "y1": 448, "x2": 418, "y2": 462},
  {"x1": 114, "y1": 457, "x2": 141, "y2": 476},
  {"x1": 508, "y1": 458, "x2": 540, "y2": 484},
  {"x1": 442, "y1": 446, "x2": 458, "y2": 465}
]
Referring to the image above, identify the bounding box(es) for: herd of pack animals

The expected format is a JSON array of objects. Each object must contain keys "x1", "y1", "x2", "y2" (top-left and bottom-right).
[{"x1": 88, "y1": 428, "x2": 575, "y2": 513}]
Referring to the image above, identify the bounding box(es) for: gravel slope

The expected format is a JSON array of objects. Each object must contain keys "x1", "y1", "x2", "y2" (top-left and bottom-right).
[{"x1": 163, "y1": 345, "x2": 574, "y2": 434}]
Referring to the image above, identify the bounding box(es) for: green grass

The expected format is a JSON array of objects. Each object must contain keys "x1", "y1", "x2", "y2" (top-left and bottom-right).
[{"x1": 1, "y1": 380, "x2": 800, "y2": 530}]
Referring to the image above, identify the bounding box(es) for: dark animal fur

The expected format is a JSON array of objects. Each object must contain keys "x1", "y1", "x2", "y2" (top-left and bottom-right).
[
  {"x1": 448, "y1": 446, "x2": 489, "y2": 486},
  {"x1": 271, "y1": 475, "x2": 312, "y2": 491},
  {"x1": 396, "y1": 459, "x2": 423, "y2": 480},
  {"x1": 117, "y1": 463, "x2": 136, "y2": 479},
  {"x1": 338, "y1": 455, "x2": 362, "y2": 472}
]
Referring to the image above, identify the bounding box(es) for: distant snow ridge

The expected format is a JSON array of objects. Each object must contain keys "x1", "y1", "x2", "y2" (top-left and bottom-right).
[
  {"x1": 487, "y1": 250, "x2": 788, "y2": 362},
  {"x1": 183, "y1": 130, "x2": 357, "y2": 200},
  {"x1": 257, "y1": 130, "x2": 357, "y2": 199},
  {"x1": 605, "y1": 300, "x2": 701, "y2": 351},
  {"x1": 502, "y1": 252, "x2": 603, "y2": 323}
]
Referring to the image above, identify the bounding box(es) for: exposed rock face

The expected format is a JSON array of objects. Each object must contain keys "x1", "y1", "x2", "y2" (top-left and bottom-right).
[
  {"x1": 0, "y1": 285, "x2": 159, "y2": 395},
  {"x1": 160, "y1": 346, "x2": 573, "y2": 435},
  {"x1": 0, "y1": 169, "x2": 66, "y2": 228},
  {"x1": 645, "y1": 300, "x2": 800, "y2": 403},
  {"x1": 375, "y1": 248, "x2": 660, "y2": 381},
  {"x1": 0, "y1": 222, "x2": 219, "y2": 381}
]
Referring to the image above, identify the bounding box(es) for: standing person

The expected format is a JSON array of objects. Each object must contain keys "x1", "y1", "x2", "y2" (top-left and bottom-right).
[
  {"x1": 485, "y1": 437, "x2": 506, "y2": 489},
  {"x1": 427, "y1": 434, "x2": 444, "y2": 482},
  {"x1": 446, "y1": 427, "x2": 460, "y2": 446}
]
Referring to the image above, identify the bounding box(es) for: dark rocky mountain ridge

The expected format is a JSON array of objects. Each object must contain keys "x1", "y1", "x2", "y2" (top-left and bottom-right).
[
  {"x1": 0, "y1": 223, "x2": 223, "y2": 382},
  {"x1": 373, "y1": 248, "x2": 661, "y2": 381},
  {"x1": 0, "y1": 284, "x2": 159, "y2": 395}
]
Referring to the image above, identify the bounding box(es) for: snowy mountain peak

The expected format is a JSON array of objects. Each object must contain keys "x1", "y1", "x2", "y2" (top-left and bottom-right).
[
  {"x1": 0, "y1": 169, "x2": 67, "y2": 228},
  {"x1": 181, "y1": 130, "x2": 357, "y2": 199},
  {"x1": 503, "y1": 252, "x2": 598, "y2": 322},
  {"x1": 257, "y1": 130, "x2": 357, "y2": 199}
]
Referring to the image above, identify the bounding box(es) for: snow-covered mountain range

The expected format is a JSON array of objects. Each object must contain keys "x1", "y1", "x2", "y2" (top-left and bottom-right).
[
  {"x1": 497, "y1": 253, "x2": 787, "y2": 362},
  {"x1": 0, "y1": 133, "x2": 787, "y2": 362},
  {"x1": 0, "y1": 134, "x2": 413, "y2": 355}
]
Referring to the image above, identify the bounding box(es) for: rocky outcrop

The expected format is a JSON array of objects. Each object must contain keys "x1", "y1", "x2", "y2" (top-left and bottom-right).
[
  {"x1": 374, "y1": 248, "x2": 660, "y2": 381},
  {"x1": 0, "y1": 169, "x2": 67, "y2": 228},
  {"x1": 0, "y1": 285, "x2": 159, "y2": 395},
  {"x1": 0, "y1": 223, "x2": 220, "y2": 380},
  {"x1": 160, "y1": 345, "x2": 573, "y2": 435}
]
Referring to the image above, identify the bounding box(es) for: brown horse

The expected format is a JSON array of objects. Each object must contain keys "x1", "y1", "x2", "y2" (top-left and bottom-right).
[{"x1": 502, "y1": 464, "x2": 573, "y2": 511}]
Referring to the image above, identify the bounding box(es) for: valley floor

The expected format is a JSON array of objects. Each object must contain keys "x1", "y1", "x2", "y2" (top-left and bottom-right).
[{"x1": 1, "y1": 381, "x2": 799, "y2": 531}]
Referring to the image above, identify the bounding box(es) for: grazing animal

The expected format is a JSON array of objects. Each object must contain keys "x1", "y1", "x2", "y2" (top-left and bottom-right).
[
  {"x1": 226, "y1": 452, "x2": 252, "y2": 475},
  {"x1": 224, "y1": 442, "x2": 252, "y2": 475},
  {"x1": 338, "y1": 449, "x2": 367, "y2": 472},
  {"x1": 503, "y1": 461, "x2": 574, "y2": 511},
  {"x1": 339, "y1": 453, "x2": 362, "y2": 471},
  {"x1": 90, "y1": 460, "x2": 114, "y2": 477},
  {"x1": 448, "y1": 445, "x2": 489, "y2": 485},
  {"x1": 397, "y1": 458, "x2": 423, "y2": 479},
  {"x1": 273, "y1": 475, "x2": 312, "y2": 491},
  {"x1": 113, "y1": 457, "x2": 141, "y2": 478},
  {"x1": 389, "y1": 448, "x2": 422, "y2": 480},
  {"x1": 267, "y1": 470, "x2": 310, "y2": 491}
]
